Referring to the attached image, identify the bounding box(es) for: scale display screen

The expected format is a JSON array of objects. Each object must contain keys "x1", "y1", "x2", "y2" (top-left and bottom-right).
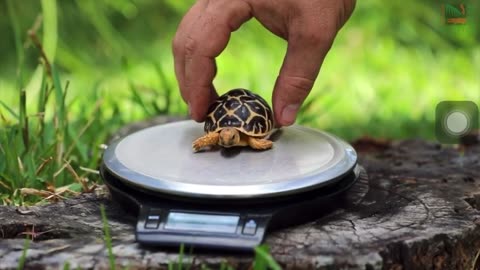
[{"x1": 165, "y1": 212, "x2": 240, "y2": 234}]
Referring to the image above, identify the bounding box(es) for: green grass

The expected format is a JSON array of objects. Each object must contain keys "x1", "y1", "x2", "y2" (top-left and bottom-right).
[
  {"x1": 0, "y1": 0, "x2": 479, "y2": 203},
  {"x1": 3, "y1": 2, "x2": 478, "y2": 268},
  {"x1": 0, "y1": 0, "x2": 478, "y2": 206},
  {"x1": 100, "y1": 204, "x2": 116, "y2": 270},
  {"x1": 17, "y1": 237, "x2": 30, "y2": 270},
  {"x1": 253, "y1": 245, "x2": 282, "y2": 270}
]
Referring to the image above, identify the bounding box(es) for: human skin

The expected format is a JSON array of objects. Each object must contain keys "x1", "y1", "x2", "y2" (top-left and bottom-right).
[{"x1": 172, "y1": 0, "x2": 356, "y2": 126}]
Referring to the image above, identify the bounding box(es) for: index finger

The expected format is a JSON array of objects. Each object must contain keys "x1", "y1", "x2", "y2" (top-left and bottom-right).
[{"x1": 172, "y1": 0, "x2": 252, "y2": 121}]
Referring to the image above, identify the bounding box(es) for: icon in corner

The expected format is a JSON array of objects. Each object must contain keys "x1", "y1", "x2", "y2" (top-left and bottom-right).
[
  {"x1": 441, "y1": 3, "x2": 467, "y2": 24},
  {"x1": 436, "y1": 101, "x2": 479, "y2": 144}
]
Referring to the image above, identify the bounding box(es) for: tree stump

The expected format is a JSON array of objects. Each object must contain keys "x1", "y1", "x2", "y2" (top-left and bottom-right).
[{"x1": 1, "y1": 118, "x2": 479, "y2": 270}]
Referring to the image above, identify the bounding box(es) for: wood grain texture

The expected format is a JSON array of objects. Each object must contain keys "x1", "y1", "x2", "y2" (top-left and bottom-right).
[{"x1": 1, "y1": 118, "x2": 479, "y2": 270}]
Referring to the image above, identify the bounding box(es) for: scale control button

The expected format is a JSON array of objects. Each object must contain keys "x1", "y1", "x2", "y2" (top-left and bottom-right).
[
  {"x1": 145, "y1": 214, "x2": 161, "y2": 229},
  {"x1": 242, "y1": 219, "x2": 257, "y2": 235}
]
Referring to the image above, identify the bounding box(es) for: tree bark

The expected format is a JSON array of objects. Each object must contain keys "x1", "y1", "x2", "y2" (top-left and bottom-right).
[{"x1": 1, "y1": 117, "x2": 479, "y2": 270}]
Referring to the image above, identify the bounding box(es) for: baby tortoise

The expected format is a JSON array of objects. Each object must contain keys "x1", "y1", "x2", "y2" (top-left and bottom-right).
[{"x1": 192, "y1": 88, "x2": 274, "y2": 152}]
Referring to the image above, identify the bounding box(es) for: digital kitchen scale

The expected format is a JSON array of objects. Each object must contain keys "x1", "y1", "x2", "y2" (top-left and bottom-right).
[{"x1": 100, "y1": 120, "x2": 367, "y2": 251}]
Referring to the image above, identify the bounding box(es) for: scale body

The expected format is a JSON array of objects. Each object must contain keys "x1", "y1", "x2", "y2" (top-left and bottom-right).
[{"x1": 100, "y1": 121, "x2": 365, "y2": 251}]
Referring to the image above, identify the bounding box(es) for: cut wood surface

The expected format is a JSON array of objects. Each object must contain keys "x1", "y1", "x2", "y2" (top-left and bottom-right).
[{"x1": 1, "y1": 117, "x2": 479, "y2": 270}]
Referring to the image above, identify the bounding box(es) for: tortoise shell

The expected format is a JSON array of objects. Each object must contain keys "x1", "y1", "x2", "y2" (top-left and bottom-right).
[{"x1": 204, "y1": 88, "x2": 274, "y2": 137}]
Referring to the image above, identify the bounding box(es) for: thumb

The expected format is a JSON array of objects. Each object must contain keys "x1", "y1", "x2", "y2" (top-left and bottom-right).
[{"x1": 272, "y1": 31, "x2": 334, "y2": 126}]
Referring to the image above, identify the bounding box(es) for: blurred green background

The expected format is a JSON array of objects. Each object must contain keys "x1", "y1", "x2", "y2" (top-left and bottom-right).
[
  {"x1": 0, "y1": 0, "x2": 479, "y2": 202},
  {"x1": 1, "y1": 0, "x2": 478, "y2": 139}
]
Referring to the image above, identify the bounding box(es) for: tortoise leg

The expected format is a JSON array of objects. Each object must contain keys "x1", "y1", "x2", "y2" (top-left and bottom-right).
[
  {"x1": 192, "y1": 133, "x2": 219, "y2": 152},
  {"x1": 247, "y1": 137, "x2": 273, "y2": 150}
]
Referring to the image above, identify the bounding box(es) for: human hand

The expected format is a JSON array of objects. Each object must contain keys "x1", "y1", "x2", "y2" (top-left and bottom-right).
[{"x1": 172, "y1": 0, "x2": 355, "y2": 126}]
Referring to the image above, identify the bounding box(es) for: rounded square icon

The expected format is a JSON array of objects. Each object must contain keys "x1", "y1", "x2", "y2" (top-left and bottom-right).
[{"x1": 436, "y1": 101, "x2": 479, "y2": 144}]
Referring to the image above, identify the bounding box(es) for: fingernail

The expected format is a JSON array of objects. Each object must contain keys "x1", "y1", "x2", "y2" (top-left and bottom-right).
[
  {"x1": 187, "y1": 102, "x2": 192, "y2": 118},
  {"x1": 281, "y1": 104, "x2": 300, "y2": 126}
]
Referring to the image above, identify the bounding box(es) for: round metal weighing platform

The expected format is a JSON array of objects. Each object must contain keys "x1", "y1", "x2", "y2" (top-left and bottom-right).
[{"x1": 100, "y1": 120, "x2": 367, "y2": 250}]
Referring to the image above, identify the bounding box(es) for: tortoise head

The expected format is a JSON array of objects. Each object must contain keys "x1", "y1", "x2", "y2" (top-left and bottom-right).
[{"x1": 218, "y1": 128, "x2": 240, "y2": 148}]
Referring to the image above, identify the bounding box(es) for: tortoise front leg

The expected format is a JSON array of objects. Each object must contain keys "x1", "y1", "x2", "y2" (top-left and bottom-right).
[
  {"x1": 247, "y1": 137, "x2": 273, "y2": 150},
  {"x1": 192, "y1": 133, "x2": 219, "y2": 152}
]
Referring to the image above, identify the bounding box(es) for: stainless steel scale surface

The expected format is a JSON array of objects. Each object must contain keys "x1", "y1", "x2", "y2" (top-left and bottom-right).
[{"x1": 100, "y1": 121, "x2": 366, "y2": 250}]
